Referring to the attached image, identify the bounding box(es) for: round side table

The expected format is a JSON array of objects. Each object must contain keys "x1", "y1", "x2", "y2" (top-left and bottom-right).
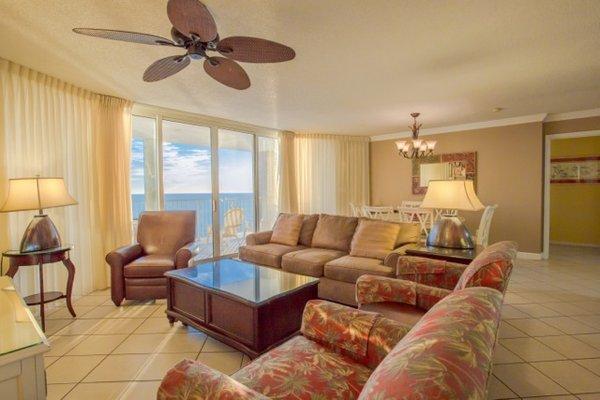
[{"x1": 2, "y1": 246, "x2": 76, "y2": 331}]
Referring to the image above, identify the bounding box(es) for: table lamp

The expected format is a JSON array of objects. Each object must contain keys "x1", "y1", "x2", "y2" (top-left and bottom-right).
[
  {"x1": 420, "y1": 180, "x2": 484, "y2": 249},
  {"x1": 0, "y1": 177, "x2": 77, "y2": 253}
]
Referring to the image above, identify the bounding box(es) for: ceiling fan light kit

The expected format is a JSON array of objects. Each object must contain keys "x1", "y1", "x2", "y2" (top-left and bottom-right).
[{"x1": 73, "y1": 0, "x2": 295, "y2": 90}]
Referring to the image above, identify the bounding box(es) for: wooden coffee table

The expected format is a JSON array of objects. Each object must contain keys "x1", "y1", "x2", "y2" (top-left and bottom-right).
[{"x1": 164, "y1": 259, "x2": 319, "y2": 358}]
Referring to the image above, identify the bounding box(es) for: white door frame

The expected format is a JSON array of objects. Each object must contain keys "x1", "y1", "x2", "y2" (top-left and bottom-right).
[{"x1": 543, "y1": 129, "x2": 600, "y2": 259}]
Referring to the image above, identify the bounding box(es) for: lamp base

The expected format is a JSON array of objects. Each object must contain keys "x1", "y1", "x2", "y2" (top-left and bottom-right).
[
  {"x1": 426, "y1": 215, "x2": 475, "y2": 249},
  {"x1": 20, "y1": 214, "x2": 62, "y2": 253}
]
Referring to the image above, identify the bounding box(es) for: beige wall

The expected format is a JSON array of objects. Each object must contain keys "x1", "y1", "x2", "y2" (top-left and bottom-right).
[
  {"x1": 543, "y1": 116, "x2": 600, "y2": 135},
  {"x1": 370, "y1": 122, "x2": 544, "y2": 253}
]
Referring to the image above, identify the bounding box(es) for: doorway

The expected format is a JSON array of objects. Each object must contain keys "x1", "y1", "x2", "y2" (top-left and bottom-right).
[{"x1": 543, "y1": 130, "x2": 600, "y2": 258}]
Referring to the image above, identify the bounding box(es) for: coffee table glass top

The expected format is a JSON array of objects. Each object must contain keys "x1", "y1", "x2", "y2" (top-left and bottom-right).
[{"x1": 166, "y1": 259, "x2": 319, "y2": 304}]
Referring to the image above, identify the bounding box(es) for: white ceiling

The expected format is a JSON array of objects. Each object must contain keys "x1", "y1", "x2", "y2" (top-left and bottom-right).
[{"x1": 0, "y1": 0, "x2": 599, "y2": 135}]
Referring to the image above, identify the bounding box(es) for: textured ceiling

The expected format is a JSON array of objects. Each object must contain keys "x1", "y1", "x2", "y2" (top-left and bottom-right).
[{"x1": 0, "y1": 0, "x2": 599, "y2": 135}]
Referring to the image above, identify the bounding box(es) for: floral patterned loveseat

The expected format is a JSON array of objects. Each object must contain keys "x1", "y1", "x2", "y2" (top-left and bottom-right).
[{"x1": 157, "y1": 286, "x2": 503, "y2": 400}]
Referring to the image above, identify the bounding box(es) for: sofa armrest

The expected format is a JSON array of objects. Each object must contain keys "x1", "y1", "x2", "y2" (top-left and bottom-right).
[
  {"x1": 244, "y1": 230, "x2": 273, "y2": 246},
  {"x1": 175, "y1": 241, "x2": 199, "y2": 268},
  {"x1": 356, "y1": 275, "x2": 417, "y2": 306},
  {"x1": 383, "y1": 243, "x2": 418, "y2": 268},
  {"x1": 158, "y1": 359, "x2": 268, "y2": 400},
  {"x1": 415, "y1": 283, "x2": 452, "y2": 310},
  {"x1": 396, "y1": 256, "x2": 467, "y2": 290}
]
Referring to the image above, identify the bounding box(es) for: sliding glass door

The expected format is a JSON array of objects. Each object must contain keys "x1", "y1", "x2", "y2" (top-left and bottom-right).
[
  {"x1": 218, "y1": 129, "x2": 255, "y2": 256},
  {"x1": 130, "y1": 111, "x2": 279, "y2": 261},
  {"x1": 162, "y1": 120, "x2": 213, "y2": 259}
]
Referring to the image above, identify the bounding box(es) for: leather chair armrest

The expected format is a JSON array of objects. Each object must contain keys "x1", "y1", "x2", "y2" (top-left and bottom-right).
[
  {"x1": 356, "y1": 275, "x2": 417, "y2": 307},
  {"x1": 383, "y1": 243, "x2": 419, "y2": 268},
  {"x1": 175, "y1": 241, "x2": 199, "y2": 268},
  {"x1": 105, "y1": 244, "x2": 143, "y2": 306},
  {"x1": 158, "y1": 359, "x2": 268, "y2": 400},
  {"x1": 105, "y1": 244, "x2": 143, "y2": 268},
  {"x1": 396, "y1": 256, "x2": 466, "y2": 290},
  {"x1": 245, "y1": 230, "x2": 272, "y2": 246}
]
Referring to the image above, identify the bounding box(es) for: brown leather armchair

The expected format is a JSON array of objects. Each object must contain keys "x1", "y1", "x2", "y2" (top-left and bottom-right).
[{"x1": 106, "y1": 211, "x2": 197, "y2": 306}]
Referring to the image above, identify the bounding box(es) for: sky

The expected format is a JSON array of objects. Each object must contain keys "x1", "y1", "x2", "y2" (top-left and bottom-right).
[{"x1": 131, "y1": 138, "x2": 254, "y2": 195}]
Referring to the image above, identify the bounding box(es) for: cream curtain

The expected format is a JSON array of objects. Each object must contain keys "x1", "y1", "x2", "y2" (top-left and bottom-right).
[
  {"x1": 281, "y1": 133, "x2": 369, "y2": 216},
  {"x1": 0, "y1": 58, "x2": 133, "y2": 297}
]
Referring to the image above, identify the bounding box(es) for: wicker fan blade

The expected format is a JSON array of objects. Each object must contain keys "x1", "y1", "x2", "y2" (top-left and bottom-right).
[
  {"x1": 217, "y1": 36, "x2": 295, "y2": 63},
  {"x1": 73, "y1": 28, "x2": 176, "y2": 46},
  {"x1": 167, "y1": 0, "x2": 217, "y2": 42},
  {"x1": 203, "y1": 57, "x2": 250, "y2": 90},
  {"x1": 143, "y1": 55, "x2": 190, "y2": 82}
]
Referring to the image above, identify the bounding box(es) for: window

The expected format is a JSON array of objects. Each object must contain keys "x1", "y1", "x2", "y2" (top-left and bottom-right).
[
  {"x1": 131, "y1": 115, "x2": 158, "y2": 220},
  {"x1": 130, "y1": 107, "x2": 280, "y2": 260},
  {"x1": 258, "y1": 136, "x2": 280, "y2": 231}
]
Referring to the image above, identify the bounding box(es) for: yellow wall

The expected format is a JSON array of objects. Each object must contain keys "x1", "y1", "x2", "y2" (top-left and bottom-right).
[{"x1": 550, "y1": 136, "x2": 600, "y2": 246}]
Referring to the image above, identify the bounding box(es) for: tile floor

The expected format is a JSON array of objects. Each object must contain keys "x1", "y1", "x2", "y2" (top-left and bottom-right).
[{"x1": 34, "y1": 244, "x2": 600, "y2": 399}]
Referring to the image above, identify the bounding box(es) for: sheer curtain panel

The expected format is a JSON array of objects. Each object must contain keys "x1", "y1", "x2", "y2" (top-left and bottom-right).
[
  {"x1": 0, "y1": 58, "x2": 133, "y2": 297},
  {"x1": 286, "y1": 133, "x2": 369, "y2": 216}
]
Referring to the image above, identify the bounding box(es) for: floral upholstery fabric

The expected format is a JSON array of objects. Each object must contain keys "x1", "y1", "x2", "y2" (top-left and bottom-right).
[
  {"x1": 356, "y1": 275, "x2": 417, "y2": 306},
  {"x1": 158, "y1": 359, "x2": 268, "y2": 400},
  {"x1": 301, "y1": 299, "x2": 378, "y2": 359},
  {"x1": 455, "y1": 241, "x2": 517, "y2": 293},
  {"x1": 365, "y1": 316, "x2": 410, "y2": 369},
  {"x1": 358, "y1": 287, "x2": 503, "y2": 400},
  {"x1": 415, "y1": 283, "x2": 453, "y2": 310},
  {"x1": 233, "y1": 335, "x2": 373, "y2": 400},
  {"x1": 397, "y1": 256, "x2": 466, "y2": 290}
]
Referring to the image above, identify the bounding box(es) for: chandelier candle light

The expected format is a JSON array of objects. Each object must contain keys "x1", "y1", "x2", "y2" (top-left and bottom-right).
[{"x1": 395, "y1": 113, "x2": 437, "y2": 159}]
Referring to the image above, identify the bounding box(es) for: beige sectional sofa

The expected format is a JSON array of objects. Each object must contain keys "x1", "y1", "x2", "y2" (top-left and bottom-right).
[{"x1": 239, "y1": 213, "x2": 420, "y2": 305}]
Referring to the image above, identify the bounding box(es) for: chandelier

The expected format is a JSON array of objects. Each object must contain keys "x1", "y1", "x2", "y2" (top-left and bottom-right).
[{"x1": 395, "y1": 113, "x2": 436, "y2": 159}]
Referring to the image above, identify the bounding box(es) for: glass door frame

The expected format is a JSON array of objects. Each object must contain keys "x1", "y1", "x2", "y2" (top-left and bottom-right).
[{"x1": 131, "y1": 103, "x2": 279, "y2": 259}]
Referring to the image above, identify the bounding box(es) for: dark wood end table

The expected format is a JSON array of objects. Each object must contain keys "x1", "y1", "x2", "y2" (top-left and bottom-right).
[
  {"x1": 2, "y1": 246, "x2": 76, "y2": 331},
  {"x1": 405, "y1": 244, "x2": 483, "y2": 265},
  {"x1": 165, "y1": 258, "x2": 319, "y2": 358}
]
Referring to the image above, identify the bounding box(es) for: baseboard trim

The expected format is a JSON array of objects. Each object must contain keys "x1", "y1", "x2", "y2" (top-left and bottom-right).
[
  {"x1": 517, "y1": 252, "x2": 543, "y2": 260},
  {"x1": 550, "y1": 241, "x2": 600, "y2": 248}
]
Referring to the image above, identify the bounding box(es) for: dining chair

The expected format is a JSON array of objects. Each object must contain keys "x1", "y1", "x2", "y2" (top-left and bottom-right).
[
  {"x1": 362, "y1": 205, "x2": 395, "y2": 220},
  {"x1": 349, "y1": 203, "x2": 363, "y2": 217},
  {"x1": 475, "y1": 204, "x2": 498, "y2": 248}
]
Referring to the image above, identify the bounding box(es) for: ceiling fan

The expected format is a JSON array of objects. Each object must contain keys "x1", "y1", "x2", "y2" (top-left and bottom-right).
[{"x1": 73, "y1": 0, "x2": 295, "y2": 90}]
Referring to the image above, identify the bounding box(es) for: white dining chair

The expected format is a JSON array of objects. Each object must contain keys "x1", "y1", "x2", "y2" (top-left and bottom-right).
[
  {"x1": 362, "y1": 205, "x2": 395, "y2": 220},
  {"x1": 475, "y1": 204, "x2": 498, "y2": 248},
  {"x1": 400, "y1": 200, "x2": 422, "y2": 208},
  {"x1": 349, "y1": 203, "x2": 363, "y2": 217}
]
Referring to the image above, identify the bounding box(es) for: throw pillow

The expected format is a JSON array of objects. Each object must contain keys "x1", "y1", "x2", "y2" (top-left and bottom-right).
[
  {"x1": 311, "y1": 214, "x2": 358, "y2": 252},
  {"x1": 350, "y1": 219, "x2": 401, "y2": 260},
  {"x1": 270, "y1": 213, "x2": 304, "y2": 246}
]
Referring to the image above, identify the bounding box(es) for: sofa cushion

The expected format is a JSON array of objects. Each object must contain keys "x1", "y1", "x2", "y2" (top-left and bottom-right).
[
  {"x1": 124, "y1": 255, "x2": 174, "y2": 278},
  {"x1": 298, "y1": 214, "x2": 319, "y2": 246},
  {"x1": 394, "y1": 222, "x2": 421, "y2": 247},
  {"x1": 282, "y1": 248, "x2": 346, "y2": 277},
  {"x1": 239, "y1": 243, "x2": 305, "y2": 268},
  {"x1": 270, "y1": 213, "x2": 304, "y2": 246},
  {"x1": 233, "y1": 335, "x2": 372, "y2": 400},
  {"x1": 350, "y1": 219, "x2": 401, "y2": 260},
  {"x1": 311, "y1": 214, "x2": 358, "y2": 251},
  {"x1": 361, "y1": 302, "x2": 425, "y2": 328},
  {"x1": 358, "y1": 287, "x2": 503, "y2": 400},
  {"x1": 324, "y1": 256, "x2": 394, "y2": 283}
]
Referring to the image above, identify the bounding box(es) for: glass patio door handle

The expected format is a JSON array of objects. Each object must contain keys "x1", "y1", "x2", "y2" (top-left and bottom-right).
[{"x1": 212, "y1": 199, "x2": 217, "y2": 213}]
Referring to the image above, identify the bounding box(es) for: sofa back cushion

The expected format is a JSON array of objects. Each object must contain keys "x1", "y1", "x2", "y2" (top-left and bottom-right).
[
  {"x1": 350, "y1": 219, "x2": 401, "y2": 260},
  {"x1": 138, "y1": 211, "x2": 195, "y2": 255},
  {"x1": 394, "y1": 222, "x2": 421, "y2": 247},
  {"x1": 455, "y1": 241, "x2": 517, "y2": 293},
  {"x1": 270, "y1": 213, "x2": 304, "y2": 246},
  {"x1": 311, "y1": 214, "x2": 358, "y2": 252},
  {"x1": 299, "y1": 214, "x2": 319, "y2": 246},
  {"x1": 358, "y1": 287, "x2": 503, "y2": 400}
]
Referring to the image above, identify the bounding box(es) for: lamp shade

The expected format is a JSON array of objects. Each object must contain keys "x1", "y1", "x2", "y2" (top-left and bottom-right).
[
  {"x1": 420, "y1": 180, "x2": 484, "y2": 211},
  {"x1": 0, "y1": 177, "x2": 77, "y2": 213}
]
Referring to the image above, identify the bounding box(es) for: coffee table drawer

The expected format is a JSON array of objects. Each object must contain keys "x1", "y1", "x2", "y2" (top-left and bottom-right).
[{"x1": 171, "y1": 280, "x2": 206, "y2": 322}]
